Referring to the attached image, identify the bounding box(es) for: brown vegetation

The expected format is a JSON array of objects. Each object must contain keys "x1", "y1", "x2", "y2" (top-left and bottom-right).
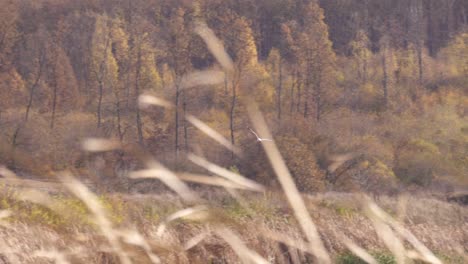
[{"x1": 0, "y1": 0, "x2": 466, "y2": 263}]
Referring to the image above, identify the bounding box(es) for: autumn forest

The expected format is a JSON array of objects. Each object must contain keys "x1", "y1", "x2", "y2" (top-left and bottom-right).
[{"x1": 0, "y1": 0, "x2": 467, "y2": 194}]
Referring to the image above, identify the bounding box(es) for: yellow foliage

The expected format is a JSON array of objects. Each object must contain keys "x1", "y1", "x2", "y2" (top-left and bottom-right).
[
  {"x1": 359, "y1": 160, "x2": 370, "y2": 169},
  {"x1": 196, "y1": 109, "x2": 231, "y2": 147},
  {"x1": 91, "y1": 15, "x2": 119, "y2": 88},
  {"x1": 438, "y1": 32, "x2": 468, "y2": 77},
  {"x1": 395, "y1": 139, "x2": 441, "y2": 186},
  {"x1": 335, "y1": 157, "x2": 397, "y2": 193},
  {"x1": 200, "y1": 108, "x2": 230, "y2": 131},
  {"x1": 358, "y1": 82, "x2": 382, "y2": 110},
  {"x1": 140, "y1": 51, "x2": 162, "y2": 92},
  {"x1": 52, "y1": 48, "x2": 81, "y2": 109},
  {"x1": 335, "y1": 70, "x2": 345, "y2": 83},
  {"x1": 0, "y1": 0, "x2": 18, "y2": 67},
  {"x1": 160, "y1": 63, "x2": 174, "y2": 88},
  {"x1": 350, "y1": 30, "x2": 371, "y2": 82},
  {"x1": 266, "y1": 48, "x2": 281, "y2": 78},
  {"x1": 232, "y1": 17, "x2": 258, "y2": 69},
  {"x1": 110, "y1": 22, "x2": 129, "y2": 65},
  {"x1": 394, "y1": 46, "x2": 419, "y2": 80},
  {"x1": 408, "y1": 139, "x2": 440, "y2": 154},
  {"x1": 360, "y1": 83, "x2": 378, "y2": 97},
  {"x1": 0, "y1": 68, "x2": 26, "y2": 108},
  {"x1": 276, "y1": 136, "x2": 326, "y2": 192},
  {"x1": 251, "y1": 81, "x2": 275, "y2": 110},
  {"x1": 373, "y1": 160, "x2": 396, "y2": 179},
  {"x1": 0, "y1": 189, "x2": 126, "y2": 230}
]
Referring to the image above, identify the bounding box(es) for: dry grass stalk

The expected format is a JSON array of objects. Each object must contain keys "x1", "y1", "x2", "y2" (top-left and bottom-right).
[
  {"x1": 139, "y1": 94, "x2": 173, "y2": 109},
  {"x1": 0, "y1": 177, "x2": 64, "y2": 191},
  {"x1": 215, "y1": 227, "x2": 270, "y2": 264},
  {"x1": 19, "y1": 188, "x2": 56, "y2": 208},
  {"x1": 247, "y1": 102, "x2": 331, "y2": 264},
  {"x1": 194, "y1": 21, "x2": 234, "y2": 72},
  {"x1": 60, "y1": 173, "x2": 133, "y2": 264},
  {"x1": 142, "y1": 160, "x2": 199, "y2": 202},
  {"x1": 0, "y1": 18, "x2": 455, "y2": 264},
  {"x1": 223, "y1": 187, "x2": 254, "y2": 212},
  {"x1": 188, "y1": 154, "x2": 265, "y2": 192},
  {"x1": 0, "y1": 232, "x2": 21, "y2": 263},
  {"x1": 132, "y1": 170, "x2": 248, "y2": 190},
  {"x1": 118, "y1": 229, "x2": 161, "y2": 264},
  {"x1": 156, "y1": 206, "x2": 209, "y2": 237},
  {"x1": 34, "y1": 248, "x2": 71, "y2": 264},
  {"x1": 0, "y1": 166, "x2": 18, "y2": 179},
  {"x1": 342, "y1": 235, "x2": 378, "y2": 264},
  {"x1": 178, "y1": 173, "x2": 247, "y2": 189},
  {"x1": 0, "y1": 210, "x2": 11, "y2": 220},
  {"x1": 366, "y1": 200, "x2": 443, "y2": 264},
  {"x1": 368, "y1": 215, "x2": 406, "y2": 264},
  {"x1": 261, "y1": 229, "x2": 313, "y2": 255},
  {"x1": 186, "y1": 115, "x2": 241, "y2": 156},
  {"x1": 183, "y1": 231, "x2": 210, "y2": 251},
  {"x1": 81, "y1": 138, "x2": 121, "y2": 152},
  {"x1": 180, "y1": 70, "x2": 225, "y2": 89},
  {"x1": 454, "y1": 245, "x2": 468, "y2": 263}
]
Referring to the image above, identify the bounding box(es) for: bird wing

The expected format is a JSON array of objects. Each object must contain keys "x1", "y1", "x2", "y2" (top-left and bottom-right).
[{"x1": 249, "y1": 128, "x2": 260, "y2": 139}]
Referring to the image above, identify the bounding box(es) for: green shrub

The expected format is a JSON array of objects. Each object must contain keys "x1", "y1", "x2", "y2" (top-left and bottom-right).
[
  {"x1": 242, "y1": 135, "x2": 326, "y2": 192},
  {"x1": 460, "y1": 126, "x2": 468, "y2": 134},
  {"x1": 394, "y1": 139, "x2": 441, "y2": 186},
  {"x1": 337, "y1": 252, "x2": 396, "y2": 264},
  {"x1": 333, "y1": 156, "x2": 397, "y2": 194}
]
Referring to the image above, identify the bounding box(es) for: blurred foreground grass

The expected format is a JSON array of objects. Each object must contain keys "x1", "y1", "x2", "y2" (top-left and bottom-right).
[
  {"x1": 0, "y1": 182, "x2": 465, "y2": 263},
  {"x1": 0, "y1": 19, "x2": 466, "y2": 264}
]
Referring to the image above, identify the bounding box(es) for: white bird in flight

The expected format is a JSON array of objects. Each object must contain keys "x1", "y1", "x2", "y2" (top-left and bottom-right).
[{"x1": 249, "y1": 128, "x2": 273, "y2": 142}]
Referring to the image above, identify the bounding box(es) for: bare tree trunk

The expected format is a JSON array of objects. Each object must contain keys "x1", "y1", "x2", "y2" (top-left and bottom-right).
[
  {"x1": 230, "y1": 79, "x2": 237, "y2": 160},
  {"x1": 296, "y1": 75, "x2": 302, "y2": 113},
  {"x1": 303, "y1": 68, "x2": 311, "y2": 119},
  {"x1": 277, "y1": 57, "x2": 283, "y2": 121},
  {"x1": 363, "y1": 56, "x2": 368, "y2": 84},
  {"x1": 382, "y1": 50, "x2": 388, "y2": 108},
  {"x1": 447, "y1": 0, "x2": 456, "y2": 38},
  {"x1": 413, "y1": 0, "x2": 424, "y2": 86},
  {"x1": 116, "y1": 99, "x2": 124, "y2": 141},
  {"x1": 125, "y1": 67, "x2": 131, "y2": 110},
  {"x1": 50, "y1": 48, "x2": 59, "y2": 129},
  {"x1": 304, "y1": 78, "x2": 310, "y2": 119},
  {"x1": 303, "y1": 100, "x2": 308, "y2": 118},
  {"x1": 175, "y1": 80, "x2": 180, "y2": 163},
  {"x1": 25, "y1": 49, "x2": 46, "y2": 122},
  {"x1": 10, "y1": 125, "x2": 22, "y2": 169},
  {"x1": 50, "y1": 75, "x2": 58, "y2": 129},
  {"x1": 114, "y1": 70, "x2": 124, "y2": 141},
  {"x1": 462, "y1": 4, "x2": 467, "y2": 26},
  {"x1": 83, "y1": 60, "x2": 90, "y2": 102},
  {"x1": 315, "y1": 96, "x2": 321, "y2": 121},
  {"x1": 426, "y1": 1, "x2": 434, "y2": 56},
  {"x1": 183, "y1": 89, "x2": 188, "y2": 153},
  {"x1": 224, "y1": 73, "x2": 229, "y2": 96},
  {"x1": 290, "y1": 69, "x2": 296, "y2": 114},
  {"x1": 96, "y1": 34, "x2": 111, "y2": 129},
  {"x1": 417, "y1": 41, "x2": 423, "y2": 86},
  {"x1": 135, "y1": 47, "x2": 143, "y2": 145},
  {"x1": 315, "y1": 76, "x2": 322, "y2": 122},
  {"x1": 97, "y1": 79, "x2": 104, "y2": 128}
]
